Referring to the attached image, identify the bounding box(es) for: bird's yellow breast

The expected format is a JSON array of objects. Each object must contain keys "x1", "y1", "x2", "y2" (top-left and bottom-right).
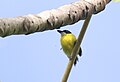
[{"x1": 60, "y1": 34, "x2": 76, "y2": 56}]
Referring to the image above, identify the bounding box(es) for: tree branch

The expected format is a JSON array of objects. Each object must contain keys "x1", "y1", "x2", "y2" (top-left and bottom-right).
[
  {"x1": 0, "y1": 0, "x2": 111, "y2": 37},
  {"x1": 61, "y1": 15, "x2": 92, "y2": 82}
]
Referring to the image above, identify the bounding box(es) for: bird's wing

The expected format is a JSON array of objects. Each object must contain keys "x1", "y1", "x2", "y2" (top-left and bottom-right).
[{"x1": 74, "y1": 41, "x2": 82, "y2": 57}]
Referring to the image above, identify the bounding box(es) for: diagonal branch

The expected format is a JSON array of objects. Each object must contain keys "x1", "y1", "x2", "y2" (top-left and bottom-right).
[
  {"x1": 61, "y1": 15, "x2": 92, "y2": 82},
  {"x1": 0, "y1": 0, "x2": 111, "y2": 37}
]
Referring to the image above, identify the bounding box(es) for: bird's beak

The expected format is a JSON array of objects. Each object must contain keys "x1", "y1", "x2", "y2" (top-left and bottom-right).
[{"x1": 57, "y1": 30, "x2": 62, "y2": 34}]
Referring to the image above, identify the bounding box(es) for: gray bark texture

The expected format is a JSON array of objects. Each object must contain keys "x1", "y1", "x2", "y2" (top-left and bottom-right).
[{"x1": 0, "y1": 0, "x2": 111, "y2": 37}]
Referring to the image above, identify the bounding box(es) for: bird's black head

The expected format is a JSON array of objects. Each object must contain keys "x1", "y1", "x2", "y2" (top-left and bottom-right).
[{"x1": 57, "y1": 30, "x2": 71, "y2": 34}]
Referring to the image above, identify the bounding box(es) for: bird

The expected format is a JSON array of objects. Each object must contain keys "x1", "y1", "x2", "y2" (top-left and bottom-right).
[{"x1": 57, "y1": 30, "x2": 82, "y2": 66}]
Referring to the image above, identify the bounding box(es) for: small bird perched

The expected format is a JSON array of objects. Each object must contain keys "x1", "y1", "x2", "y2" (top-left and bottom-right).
[{"x1": 57, "y1": 30, "x2": 82, "y2": 66}]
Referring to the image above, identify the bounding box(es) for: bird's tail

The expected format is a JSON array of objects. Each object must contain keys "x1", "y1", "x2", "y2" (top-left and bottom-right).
[
  {"x1": 74, "y1": 56, "x2": 78, "y2": 66},
  {"x1": 78, "y1": 47, "x2": 82, "y2": 57},
  {"x1": 74, "y1": 47, "x2": 82, "y2": 66}
]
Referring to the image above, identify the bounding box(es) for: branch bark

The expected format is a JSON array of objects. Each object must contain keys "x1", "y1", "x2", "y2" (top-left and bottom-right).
[
  {"x1": 62, "y1": 15, "x2": 92, "y2": 82},
  {"x1": 0, "y1": 0, "x2": 111, "y2": 37}
]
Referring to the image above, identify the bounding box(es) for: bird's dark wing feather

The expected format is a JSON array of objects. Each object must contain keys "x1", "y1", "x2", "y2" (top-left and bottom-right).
[
  {"x1": 78, "y1": 47, "x2": 82, "y2": 57},
  {"x1": 74, "y1": 41, "x2": 82, "y2": 57},
  {"x1": 73, "y1": 41, "x2": 82, "y2": 66},
  {"x1": 74, "y1": 56, "x2": 78, "y2": 66}
]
